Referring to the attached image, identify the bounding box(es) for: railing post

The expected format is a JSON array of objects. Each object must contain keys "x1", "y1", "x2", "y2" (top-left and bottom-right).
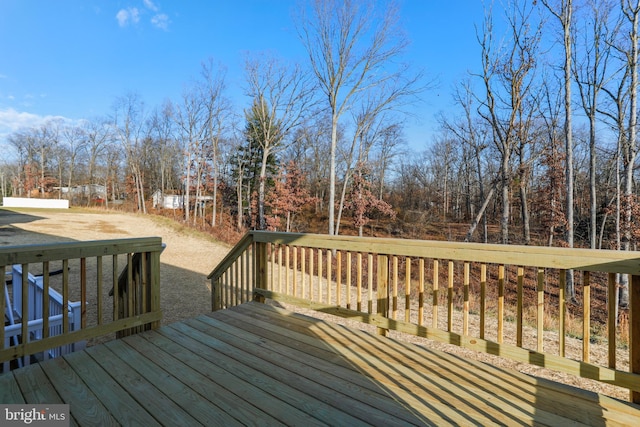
[
  {"x1": 377, "y1": 254, "x2": 389, "y2": 337},
  {"x1": 256, "y1": 241, "x2": 269, "y2": 291},
  {"x1": 149, "y1": 251, "x2": 161, "y2": 329},
  {"x1": 631, "y1": 274, "x2": 640, "y2": 404},
  {"x1": 212, "y1": 277, "x2": 222, "y2": 311}
]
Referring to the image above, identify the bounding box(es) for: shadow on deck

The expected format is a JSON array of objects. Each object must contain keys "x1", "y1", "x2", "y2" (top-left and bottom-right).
[{"x1": 2, "y1": 302, "x2": 640, "y2": 426}]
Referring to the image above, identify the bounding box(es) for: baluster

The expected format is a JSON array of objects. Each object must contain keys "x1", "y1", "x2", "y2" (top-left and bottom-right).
[
  {"x1": 432, "y1": 259, "x2": 438, "y2": 329},
  {"x1": 517, "y1": 266, "x2": 524, "y2": 347}
]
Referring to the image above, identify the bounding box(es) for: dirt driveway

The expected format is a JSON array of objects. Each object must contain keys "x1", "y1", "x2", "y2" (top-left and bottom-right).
[{"x1": 0, "y1": 208, "x2": 231, "y2": 325}]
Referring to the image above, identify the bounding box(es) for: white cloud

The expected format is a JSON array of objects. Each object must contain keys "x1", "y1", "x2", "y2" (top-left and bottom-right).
[
  {"x1": 151, "y1": 13, "x2": 170, "y2": 30},
  {"x1": 0, "y1": 74, "x2": 7, "y2": 79},
  {"x1": 116, "y1": 3, "x2": 168, "y2": 30},
  {"x1": 116, "y1": 10, "x2": 128, "y2": 26},
  {"x1": 116, "y1": 7, "x2": 140, "y2": 27},
  {"x1": 0, "y1": 108, "x2": 68, "y2": 134},
  {"x1": 143, "y1": 0, "x2": 159, "y2": 12},
  {"x1": 0, "y1": 109, "x2": 77, "y2": 160}
]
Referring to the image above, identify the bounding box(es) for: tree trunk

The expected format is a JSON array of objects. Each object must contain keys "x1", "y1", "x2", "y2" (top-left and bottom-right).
[
  {"x1": 620, "y1": 0, "x2": 640, "y2": 308},
  {"x1": 212, "y1": 156, "x2": 218, "y2": 227},
  {"x1": 184, "y1": 153, "x2": 191, "y2": 223},
  {"x1": 257, "y1": 147, "x2": 270, "y2": 230},
  {"x1": 334, "y1": 169, "x2": 352, "y2": 237},
  {"x1": 501, "y1": 156, "x2": 510, "y2": 244},
  {"x1": 589, "y1": 115, "x2": 597, "y2": 249},
  {"x1": 520, "y1": 182, "x2": 530, "y2": 244},
  {"x1": 329, "y1": 112, "x2": 338, "y2": 235},
  {"x1": 465, "y1": 185, "x2": 495, "y2": 242},
  {"x1": 518, "y1": 150, "x2": 530, "y2": 244},
  {"x1": 236, "y1": 172, "x2": 243, "y2": 231}
]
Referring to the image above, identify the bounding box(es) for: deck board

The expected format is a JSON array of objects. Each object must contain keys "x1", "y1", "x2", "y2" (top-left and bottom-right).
[
  {"x1": 120, "y1": 334, "x2": 270, "y2": 426},
  {"x1": 2, "y1": 301, "x2": 640, "y2": 426},
  {"x1": 84, "y1": 344, "x2": 203, "y2": 426},
  {"x1": 103, "y1": 339, "x2": 243, "y2": 427},
  {"x1": 180, "y1": 317, "x2": 420, "y2": 426},
  {"x1": 37, "y1": 355, "x2": 117, "y2": 426},
  {"x1": 145, "y1": 328, "x2": 324, "y2": 426},
  {"x1": 211, "y1": 303, "x2": 563, "y2": 426},
  {"x1": 159, "y1": 322, "x2": 359, "y2": 426},
  {"x1": 12, "y1": 364, "x2": 62, "y2": 404},
  {"x1": 191, "y1": 313, "x2": 458, "y2": 424}
]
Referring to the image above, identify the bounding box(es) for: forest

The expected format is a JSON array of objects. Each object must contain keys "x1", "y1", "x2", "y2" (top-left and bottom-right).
[{"x1": 1, "y1": 0, "x2": 640, "y2": 258}]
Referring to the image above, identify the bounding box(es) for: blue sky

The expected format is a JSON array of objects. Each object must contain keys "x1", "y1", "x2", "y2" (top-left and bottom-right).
[{"x1": 0, "y1": 1, "x2": 489, "y2": 155}]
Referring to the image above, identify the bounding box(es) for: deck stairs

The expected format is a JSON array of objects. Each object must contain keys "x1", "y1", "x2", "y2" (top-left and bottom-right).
[{"x1": 3, "y1": 265, "x2": 83, "y2": 371}]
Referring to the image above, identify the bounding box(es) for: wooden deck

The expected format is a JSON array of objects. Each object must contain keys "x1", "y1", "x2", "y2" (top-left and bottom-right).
[{"x1": 1, "y1": 302, "x2": 640, "y2": 426}]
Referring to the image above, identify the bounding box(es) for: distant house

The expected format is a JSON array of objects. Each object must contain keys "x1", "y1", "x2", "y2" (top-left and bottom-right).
[
  {"x1": 56, "y1": 184, "x2": 107, "y2": 199},
  {"x1": 151, "y1": 191, "x2": 215, "y2": 209},
  {"x1": 152, "y1": 190, "x2": 184, "y2": 209}
]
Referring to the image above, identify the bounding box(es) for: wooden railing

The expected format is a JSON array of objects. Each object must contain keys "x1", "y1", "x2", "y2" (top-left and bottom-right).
[
  {"x1": 1, "y1": 237, "x2": 163, "y2": 368},
  {"x1": 208, "y1": 231, "x2": 640, "y2": 403}
]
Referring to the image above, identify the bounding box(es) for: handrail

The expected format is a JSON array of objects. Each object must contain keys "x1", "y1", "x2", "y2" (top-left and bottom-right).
[
  {"x1": 250, "y1": 231, "x2": 640, "y2": 274},
  {"x1": 207, "y1": 232, "x2": 254, "y2": 281},
  {"x1": 209, "y1": 231, "x2": 640, "y2": 403},
  {"x1": 1, "y1": 237, "x2": 163, "y2": 368}
]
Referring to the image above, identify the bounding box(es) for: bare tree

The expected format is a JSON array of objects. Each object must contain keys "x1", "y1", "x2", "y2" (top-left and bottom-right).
[
  {"x1": 541, "y1": 0, "x2": 577, "y2": 301},
  {"x1": 537, "y1": 73, "x2": 568, "y2": 247},
  {"x1": 7, "y1": 128, "x2": 38, "y2": 196},
  {"x1": 611, "y1": 0, "x2": 640, "y2": 308},
  {"x1": 35, "y1": 120, "x2": 59, "y2": 196},
  {"x1": 442, "y1": 80, "x2": 493, "y2": 242},
  {"x1": 573, "y1": 0, "x2": 619, "y2": 249},
  {"x1": 112, "y1": 92, "x2": 148, "y2": 213},
  {"x1": 200, "y1": 59, "x2": 231, "y2": 227},
  {"x1": 475, "y1": 1, "x2": 542, "y2": 243},
  {"x1": 296, "y1": 0, "x2": 417, "y2": 235},
  {"x1": 373, "y1": 122, "x2": 405, "y2": 200},
  {"x1": 598, "y1": 0, "x2": 640, "y2": 311},
  {"x1": 285, "y1": 115, "x2": 332, "y2": 214},
  {"x1": 175, "y1": 85, "x2": 208, "y2": 223},
  {"x1": 427, "y1": 136, "x2": 457, "y2": 219},
  {"x1": 83, "y1": 117, "x2": 113, "y2": 205},
  {"x1": 61, "y1": 123, "x2": 87, "y2": 202},
  {"x1": 229, "y1": 129, "x2": 248, "y2": 231},
  {"x1": 333, "y1": 87, "x2": 416, "y2": 235},
  {"x1": 103, "y1": 142, "x2": 121, "y2": 208},
  {"x1": 147, "y1": 102, "x2": 178, "y2": 200},
  {"x1": 599, "y1": 54, "x2": 629, "y2": 256}
]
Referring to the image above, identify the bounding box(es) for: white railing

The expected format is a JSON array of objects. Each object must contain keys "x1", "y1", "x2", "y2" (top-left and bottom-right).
[{"x1": 3, "y1": 265, "x2": 83, "y2": 371}]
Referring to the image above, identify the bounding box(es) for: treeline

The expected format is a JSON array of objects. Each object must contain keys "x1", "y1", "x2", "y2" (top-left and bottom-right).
[{"x1": 2, "y1": 0, "x2": 640, "y2": 258}]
